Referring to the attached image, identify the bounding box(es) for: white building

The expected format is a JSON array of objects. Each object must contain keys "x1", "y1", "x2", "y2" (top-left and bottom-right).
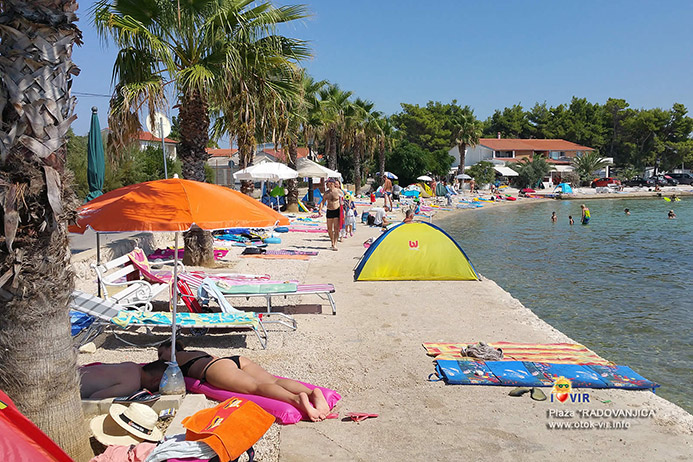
[{"x1": 449, "y1": 138, "x2": 596, "y2": 183}]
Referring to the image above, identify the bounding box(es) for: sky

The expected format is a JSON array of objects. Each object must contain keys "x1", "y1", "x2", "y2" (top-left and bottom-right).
[{"x1": 71, "y1": 0, "x2": 693, "y2": 136}]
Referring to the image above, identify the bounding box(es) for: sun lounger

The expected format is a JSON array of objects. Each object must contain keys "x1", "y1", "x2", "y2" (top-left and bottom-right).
[
  {"x1": 215, "y1": 281, "x2": 337, "y2": 317},
  {"x1": 70, "y1": 290, "x2": 268, "y2": 348}
]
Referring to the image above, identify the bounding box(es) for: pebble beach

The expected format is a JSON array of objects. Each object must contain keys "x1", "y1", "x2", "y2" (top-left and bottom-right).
[{"x1": 73, "y1": 186, "x2": 693, "y2": 461}]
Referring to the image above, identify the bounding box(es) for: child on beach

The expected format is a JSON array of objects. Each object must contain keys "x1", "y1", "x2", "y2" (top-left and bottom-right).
[
  {"x1": 569, "y1": 216, "x2": 574, "y2": 225},
  {"x1": 344, "y1": 196, "x2": 357, "y2": 237}
]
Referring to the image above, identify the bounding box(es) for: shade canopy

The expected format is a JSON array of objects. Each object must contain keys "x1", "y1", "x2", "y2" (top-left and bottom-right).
[
  {"x1": 383, "y1": 171, "x2": 398, "y2": 179},
  {"x1": 296, "y1": 158, "x2": 342, "y2": 179},
  {"x1": 417, "y1": 175, "x2": 433, "y2": 181},
  {"x1": 455, "y1": 173, "x2": 472, "y2": 180},
  {"x1": 86, "y1": 107, "x2": 105, "y2": 202},
  {"x1": 69, "y1": 178, "x2": 289, "y2": 234},
  {"x1": 493, "y1": 166, "x2": 519, "y2": 177},
  {"x1": 233, "y1": 161, "x2": 298, "y2": 181}
]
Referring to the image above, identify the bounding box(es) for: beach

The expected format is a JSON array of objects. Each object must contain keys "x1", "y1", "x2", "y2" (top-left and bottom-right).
[{"x1": 73, "y1": 189, "x2": 693, "y2": 461}]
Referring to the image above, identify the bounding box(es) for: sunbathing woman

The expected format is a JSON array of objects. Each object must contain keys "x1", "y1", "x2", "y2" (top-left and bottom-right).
[{"x1": 156, "y1": 341, "x2": 330, "y2": 422}]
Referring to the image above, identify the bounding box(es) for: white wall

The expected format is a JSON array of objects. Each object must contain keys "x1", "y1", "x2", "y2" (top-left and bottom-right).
[{"x1": 448, "y1": 144, "x2": 494, "y2": 168}]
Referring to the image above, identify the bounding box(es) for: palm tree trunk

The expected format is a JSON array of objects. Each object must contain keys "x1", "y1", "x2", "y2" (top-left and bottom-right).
[
  {"x1": 285, "y1": 138, "x2": 299, "y2": 212},
  {"x1": 379, "y1": 140, "x2": 386, "y2": 181},
  {"x1": 238, "y1": 121, "x2": 255, "y2": 195},
  {"x1": 178, "y1": 88, "x2": 213, "y2": 265},
  {"x1": 327, "y1": 126, "x2": 337, "y2": 170},
  {"x1": 178, "y1": 88, "x2": 210, "y2": 181},
  {"x1": 457, "y1": 142, "x2": 467, "y2": 175},
  {"x1": 0, "y1": 2, "x2": 92, "y2": 459}
]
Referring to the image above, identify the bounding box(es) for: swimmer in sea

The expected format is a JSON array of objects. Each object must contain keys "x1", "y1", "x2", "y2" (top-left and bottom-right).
[
  {"x1": 551, "y1": 211, "x2": 557, "y2": 223},
  {"x1": 569, "y1": 215, "x2": 574, "y2": 225},
  {"x1": 624, "y1": 208, "x2": 630, "y2": 215},
  {"x1": 668, "y1": 210, "x2": 676, "y2": 219}
]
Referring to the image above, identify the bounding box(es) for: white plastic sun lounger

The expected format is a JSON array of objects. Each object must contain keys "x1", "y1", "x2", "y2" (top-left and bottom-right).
[{"x1": 70, "y1": 290, "x2": 268, "y2": 349}]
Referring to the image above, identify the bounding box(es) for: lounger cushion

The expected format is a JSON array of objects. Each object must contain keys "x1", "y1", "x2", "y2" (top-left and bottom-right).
[{"x1": 185, "y1": 377, "x2": 341, "y2": 425}]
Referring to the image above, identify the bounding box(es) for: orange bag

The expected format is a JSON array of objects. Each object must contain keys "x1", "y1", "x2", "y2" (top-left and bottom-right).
[{"x1": 182, "y1": 397, "x2": 275, "y2": 462}]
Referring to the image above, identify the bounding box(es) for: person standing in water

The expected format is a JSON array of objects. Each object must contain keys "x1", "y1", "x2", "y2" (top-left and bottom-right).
[
  {"x1": 551, "y1": 211, "x2": 557, "y2": 223},
  {"x1": 580, "y1": 204, "x2": 591, "y2": 225},
  {"x1": 569, "y1": 216, "x2": 574, "y2": 225},
  {"x1": 668, "y1": 210, "x2": 677, "y2": 219}
]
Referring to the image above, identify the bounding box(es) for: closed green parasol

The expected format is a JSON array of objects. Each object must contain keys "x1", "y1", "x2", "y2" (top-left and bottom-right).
[{"x1": 85, "y1": 107, "x2": 105, "y2": 202}]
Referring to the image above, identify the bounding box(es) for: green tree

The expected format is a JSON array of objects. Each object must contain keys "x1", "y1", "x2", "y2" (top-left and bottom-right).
[
  {"x1": 0, "y1": 1, "x2": 92, "y2": 458},
  {"x1": 571, "y1": 151, "x2": 610, "y2": 184},
  {"x1": 510, "y1": 155, "x2": 554, "y2": 188},
  {"x1": 94, "y1": 0, "x2": 309, "y2": 181},
  {"x1": 484, "y1": 104, "x2": 532, "y2": 138},
  {"x1": 467, "y1": 161, "x2": 496, "y2": 187},
  {"x1": 391, "y1": 100, "x2": 471, "y2": 153},
  {"x1": 385, "y1": 140, "x2": 429, "y2": 186},
  {"x1": 428, "y1": 149, "x2": 455, "y2": 178},
  {"x1": 319, "y1": 84, "x2": 352, "y2": 170}
]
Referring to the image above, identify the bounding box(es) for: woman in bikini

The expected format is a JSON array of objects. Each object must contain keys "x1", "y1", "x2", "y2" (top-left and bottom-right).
[{"x1": 157, "y1": 341, "x2": 330, "y2": 421}]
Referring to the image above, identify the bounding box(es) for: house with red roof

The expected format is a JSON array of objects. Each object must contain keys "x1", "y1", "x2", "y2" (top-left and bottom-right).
[
  {"x1": 137, "y1": 131, "x2": 179, "y2": 159},
  {"x1": 449, "y1": 137, "x2": 599, "y2": 183}
]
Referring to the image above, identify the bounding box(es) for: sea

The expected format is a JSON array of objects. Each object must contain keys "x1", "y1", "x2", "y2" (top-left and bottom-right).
[{"x1": 439, "y1": 196, "x2": 693, "y2": 414}]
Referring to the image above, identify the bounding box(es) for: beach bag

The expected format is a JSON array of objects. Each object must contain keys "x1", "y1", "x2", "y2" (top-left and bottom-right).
[
  {"x1": 182, "y1": 397, "x2": 274, "y2": 462},
  {"x1": 242, "y1": 247, "x2": 265, "y2": 255}
]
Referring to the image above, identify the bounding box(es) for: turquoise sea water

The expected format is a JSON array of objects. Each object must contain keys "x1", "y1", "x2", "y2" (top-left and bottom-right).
[{"x1": 440, "y1": 197, "x2": 693, "y2": 413}]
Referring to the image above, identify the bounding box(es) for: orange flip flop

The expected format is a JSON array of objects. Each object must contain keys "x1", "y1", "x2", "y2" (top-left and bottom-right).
[{"x1": 346, "y1": 412, "x2": 379, "y2": 422}]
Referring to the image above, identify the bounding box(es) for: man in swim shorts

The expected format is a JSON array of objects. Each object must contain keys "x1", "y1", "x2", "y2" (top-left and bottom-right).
[
  {"x1": 80, "y1": 361, "x2": 167, "y2": 399},
  {"x1": 580, "y1": 204, "x2": 591, "y2": 225},
  {"x1": 319, "y1": 179, "x2": 342, "y2": 251},
  {"x1": 382, "y1": 176, "x2": 393, "y2": 211}
]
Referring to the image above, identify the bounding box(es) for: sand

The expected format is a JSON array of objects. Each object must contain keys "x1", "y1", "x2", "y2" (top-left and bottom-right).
[{"x1": 74, "y1": 188, "x2": 693, "y2": 461}]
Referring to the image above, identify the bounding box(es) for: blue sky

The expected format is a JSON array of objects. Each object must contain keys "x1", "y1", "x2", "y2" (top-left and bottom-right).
[{"x1": 71, "y1": 0, "x2": 693, "y2": 135}]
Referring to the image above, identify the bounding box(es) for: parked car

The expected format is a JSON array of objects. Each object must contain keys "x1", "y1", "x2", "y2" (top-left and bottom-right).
[
  {"x1": 667, "y1": 172, "x2": 693, "y2": 185},
  {"x1": 649, "y1": 175, "x2": 679, "y2": 186},
  {"x1": 624, "y1": 176, "x2": 648, "y2": 187},
  {"x1": 591, "y1": 177, "x2": 621, "y2": 188}
]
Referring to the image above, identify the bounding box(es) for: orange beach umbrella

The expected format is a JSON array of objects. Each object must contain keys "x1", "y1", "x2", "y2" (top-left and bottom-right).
[
  {"x1": 69, "y1": 177, "x2": 288, "y2": 234},
  {"x1": 68, "y1": 178, "x2": 288, "y2": 381}
]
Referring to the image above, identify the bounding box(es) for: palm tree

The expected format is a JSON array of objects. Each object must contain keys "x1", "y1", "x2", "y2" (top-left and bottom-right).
[
  {"x1": 0, "y1": 1, "x2": 92, "y2": 459},
  {"x1": 452, "y1": 113, "x2": 482, "y2": 175},
  {"x1": 510, "y1": 155, "x2": 554, "y2": 188},
  {"x1": 319, "y1": 84, "x2": 352, "y2": 170},
  {"x1": 571, "y1": 151, "x2": 610, "y2": 185},
  {"x1": 93, "y1": 0, "x2": 309, "y2": 180},
  {"x1": 345, "y1": 99, "x2": 381, "y2": 194},
  {"x1": 376, "y1": 116, "x2": 396, "y2": 181},
  {"x1": 94, "y1": 0, "x2": 309, "y2": 264},
  {"x1": 279, "y1": 72, "x2": 325, "y2": 211}
]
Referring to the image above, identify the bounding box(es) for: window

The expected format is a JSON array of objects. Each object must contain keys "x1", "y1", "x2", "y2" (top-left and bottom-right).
[
  {"x1": 494, "y1": 151, "x2": 514, "y2": 158},
  {"x1": 549, "y1": 151, "x2": 564, "y2": 160}
]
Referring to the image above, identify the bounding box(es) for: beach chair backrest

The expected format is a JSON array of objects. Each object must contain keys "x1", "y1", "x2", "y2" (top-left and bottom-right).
[
  {"x1": 70, "y1": 290, "x2": 122, "y2": 320},
  {"x1": 198, "y1": 278, "x2": 244, "y2": 315},
  {"x1": 127, "y1": 248, "x2": 171, "y2": 284},
  {"x1": 177, "y1": 279, "x2": 203, "y2": 313}
]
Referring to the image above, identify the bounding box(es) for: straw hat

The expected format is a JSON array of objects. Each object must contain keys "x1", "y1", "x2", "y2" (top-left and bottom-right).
[{"x1": 90, "y1": 403, "x2": 163, "y2": 446}]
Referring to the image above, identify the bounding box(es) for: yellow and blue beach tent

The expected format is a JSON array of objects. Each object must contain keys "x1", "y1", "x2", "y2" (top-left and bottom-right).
[{"x1": 354, "y1": 222, "x2": 480, "y2": 281}]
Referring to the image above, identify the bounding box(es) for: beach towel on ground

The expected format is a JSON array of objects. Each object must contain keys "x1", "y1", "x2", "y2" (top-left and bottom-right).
[
  {"x1": 182, "y1": 397, "x2": 274, "y2": 462},
  {"x1": 588, "y1": 365, "x2": 659, "y2": 390},
  {"x1": 433, "y1": 360, "x2": 501, "y2": 385},
  {"x1": 423, "y1": 341, "x2": 612, "y2": 365},
  {"x1": 529, "y1": 363, "x2": 607, "y2": 388},
  {"x1": 485, "y1": 361, "x2": 548, "y2": 387},
  {"x1": 185, "y1": 377, "x2": 342, "y2": 425},
  {"x1": 149, "y1": 248, "x2": 229, "y2": 261}
]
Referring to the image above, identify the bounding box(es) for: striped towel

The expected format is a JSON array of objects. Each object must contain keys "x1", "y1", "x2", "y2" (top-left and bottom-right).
[
  {"x1": 265, "y1": 249, "x2": 318, "y2": 256},
  {"x1": 423, "y1": 342, "x2": 612, "y2": 365},
  {"x1": 111, "y1": 311, "x2": 258, "y2": 328},
  {"x1": 240, "y1": 254, "x2": 310, "y2": 261},
  {"x1": 178, "y1": 271, "x2": 271, "y2": 289}
]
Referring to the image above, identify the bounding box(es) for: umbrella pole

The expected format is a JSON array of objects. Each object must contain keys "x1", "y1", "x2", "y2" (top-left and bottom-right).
[
  {"x1": 171, "y1": 232, "x2": 179, "y2": 364},
  {"x1": 96, "y1": 233, "x2": 102, "y2": 297}
]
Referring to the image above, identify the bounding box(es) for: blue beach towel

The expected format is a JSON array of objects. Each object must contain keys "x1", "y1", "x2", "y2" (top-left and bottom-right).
[
  {"x1": 485, "y1": 361, "x2": 547, "y2": 387},
  {"x1": 588, "y1": 365, "x2": 659, "y2": 390},
  {"x1": 433, "y1": 360, "x2": 501, "y2": 385}
]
